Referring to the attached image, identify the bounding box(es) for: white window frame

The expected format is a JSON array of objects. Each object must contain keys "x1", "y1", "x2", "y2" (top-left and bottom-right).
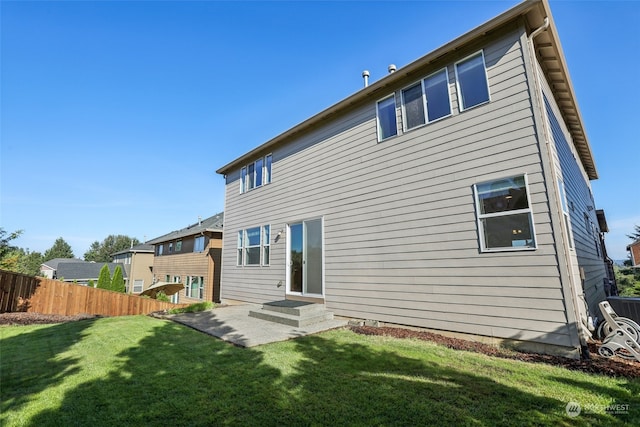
[
  {"x1": 557, "y1": 176, "x2": 574, "y2": 250},
  {"x1": 455, "y1": 51, "x2": 490, "y2": 112},
  {"x1": 401, "y1": 81, "x2": 426, "y2": 132},
  {"x1": 133, "y1": 280, "x2": 144, "y2": 293},
  {"x1": 376, "y1": 94, "x2": 398, "y2": 142},
  {"x1": 240, "y1": 154, "x2": 273, "y2": 193},
  {"x1": 424, "y1": 67, "x2": 452, "y2": 123},
  {"x1": 244, "y1": 227, "x2": 261, "y2": 266},
  {"x1": 262, "y1": 225, "x2": 270, "y2": 266},
  {"x1": 473, "y1": 174, "x2": 537, "y2": 252},
  {"x1": 237, "y1": 231, "x2": 243, "y2": 266},
  {"x1": 186, "y1": 276, "x2": 204, "y2": 299}
]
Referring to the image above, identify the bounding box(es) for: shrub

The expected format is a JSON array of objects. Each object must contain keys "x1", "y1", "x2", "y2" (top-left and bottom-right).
[
  {"x1": 168, "y1": 301, "x2": 214, "y2": 314},
  {"x1": 155, "y1": 291, "x2": 170, "y2": 302}
]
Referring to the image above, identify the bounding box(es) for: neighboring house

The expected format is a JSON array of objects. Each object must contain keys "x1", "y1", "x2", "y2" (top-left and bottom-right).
[
  {"x1": 216, "y1": 0, "x2": 612, "y2": 358},
  {"x1": 112, "y1": 244, "x2": 155, "y2": 294},
  {"x1": 55, "y1": 261, "x2": 127, "y2": 286},
  {"x1": 147, "y1": 213, "x2": 223, "y2": 304},
  {"x1": 40, "y1": 258, "x2": 84, "y2": 279},
  {"x1": 628, "y1": 239, "x2": 640, "y2": 268}
]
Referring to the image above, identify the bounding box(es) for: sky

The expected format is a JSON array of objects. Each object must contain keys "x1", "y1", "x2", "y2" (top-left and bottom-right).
[{"x1": 1, "y1": 0, "x2": 638, "y2": 261}]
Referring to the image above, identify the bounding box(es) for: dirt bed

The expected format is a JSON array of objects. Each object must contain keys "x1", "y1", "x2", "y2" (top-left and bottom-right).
[
  {"x1": 2, "y1": 312, "x2": 637, "y2": 378},
  {"x1": 350, "y1": 325, "x2": 640, "y2": 379}
]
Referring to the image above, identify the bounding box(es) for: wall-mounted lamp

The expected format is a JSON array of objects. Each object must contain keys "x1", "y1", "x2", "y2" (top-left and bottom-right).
[{"x1": 275, "y1": 229, "x2": 284, "y2": 243}]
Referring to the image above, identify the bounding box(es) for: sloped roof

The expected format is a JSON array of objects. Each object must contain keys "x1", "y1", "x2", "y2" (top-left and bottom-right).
[
  {"x1": 41, "y1": 258, "x2": 84, "y2": 270},
  {"x1": 147, "y1": 212, "x2": 224, "y2": 244},
  {"x1": 56, "y1": 262, "x2": 128, "y2": 281},
  {"x1": 216, "y1": 0, "x2": 597, "y2": 180},
  {"x1": 111, "y1": 243, "x2": 155, "y2": 256}
]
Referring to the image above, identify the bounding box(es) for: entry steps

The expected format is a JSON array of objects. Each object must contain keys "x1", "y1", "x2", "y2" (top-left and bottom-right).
[{"x1": 248, "y1": 300, "x2": 334, "y2": 328}]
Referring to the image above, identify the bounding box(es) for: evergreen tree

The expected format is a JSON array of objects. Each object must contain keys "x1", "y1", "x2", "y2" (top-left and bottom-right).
[
  {"x1": 97, "y1": 264, "x2": 111, "y2": 290},
  {"x1": 111, "y1": 265, "x2": 125, "y2": 293},
  {"x1": 628, "y1": 225, "x2": 640, "y2": 241},
  {"x1": 84, "y1": 235, "x2": 141, "y2": 262},
  {"x1": 43, "y1": 237, "x2": 75, "y2": 260},
  {"x1": 0, "y1": 228, "x2": 22, "y2": 263}
]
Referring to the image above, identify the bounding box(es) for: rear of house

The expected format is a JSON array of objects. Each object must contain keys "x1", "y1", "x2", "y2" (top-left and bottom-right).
[{"x1": 216, "y1": 0, "x2": 609, "y2": 357}]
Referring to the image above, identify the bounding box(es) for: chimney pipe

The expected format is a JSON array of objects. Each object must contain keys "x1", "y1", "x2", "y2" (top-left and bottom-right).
[
  {"x1": 388, "y1": 64, "x2": 397, "y2": 74},
  {"x1": 362, "y1": 70, "x2": 370, "y2": 87},
  {"x1": 198, "y1": 216, "x2": 202, "y2": 226}
]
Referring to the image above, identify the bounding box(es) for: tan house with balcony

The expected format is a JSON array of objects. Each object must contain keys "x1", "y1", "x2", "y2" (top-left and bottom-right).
[{"x1": 147, "y1": 213, "x2": 223, "y2": 304}]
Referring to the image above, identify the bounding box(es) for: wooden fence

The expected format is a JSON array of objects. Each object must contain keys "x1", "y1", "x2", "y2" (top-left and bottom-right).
[{"x1": 0, "y1": 270, "x2": 186, "y2": 316}]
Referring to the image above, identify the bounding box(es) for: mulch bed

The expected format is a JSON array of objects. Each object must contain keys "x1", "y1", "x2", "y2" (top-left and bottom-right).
[
  {"x1": 2, "y1": 312, "x2": 637, "y2": 378},
  {"x1": 351, "y1": 325, "x2": 640, "y2": 379}
]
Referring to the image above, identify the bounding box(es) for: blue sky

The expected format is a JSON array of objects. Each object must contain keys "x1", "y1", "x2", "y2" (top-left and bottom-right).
[{"x1": 1, "y1": 0, "x2": 638, "y2": 260}]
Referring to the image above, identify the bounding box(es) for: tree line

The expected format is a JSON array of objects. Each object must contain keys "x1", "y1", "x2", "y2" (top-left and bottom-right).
[{"x1": 0, "y1": 228, "x2": 140, "y2": 277}]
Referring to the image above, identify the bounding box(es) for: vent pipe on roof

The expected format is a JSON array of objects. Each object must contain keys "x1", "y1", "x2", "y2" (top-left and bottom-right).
[
  {"x1": 388, "y1": 64, "x2": 397, "y2": 74},
  {"x1": 362, "y1": 70, "x2": 370, "y2": 87},
  {"x1": 198, "y1": 216, "x2": 202, "y2": 226}
]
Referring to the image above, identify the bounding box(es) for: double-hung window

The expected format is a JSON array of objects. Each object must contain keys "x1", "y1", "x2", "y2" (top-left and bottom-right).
[
  {"x1": 402, "y1": 83, "x2": 426, "y2": 130},
  {"x1": 455, "y1": 51, "x2": 490, "y2": 111},
  {"x1": 240, "y1": 154, "x2": 273, "y2": 193},
  {"x1": 474, "y1": 175, "x2": 536, "y2": 251},
  {"x1": 237, "y1": 225, "x2": 271, "y2": 266},
  {"x1": 377, "y1": 95, "x2": 397, "y2": 141},
  {"x1": 245, "y1": 227, "x2": 261, "y2": 265}
]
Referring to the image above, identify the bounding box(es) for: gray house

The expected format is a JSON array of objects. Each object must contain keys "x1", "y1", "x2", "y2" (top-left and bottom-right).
[{"x1": 216, "y1": 0, "x2": 610, "y2": 358}]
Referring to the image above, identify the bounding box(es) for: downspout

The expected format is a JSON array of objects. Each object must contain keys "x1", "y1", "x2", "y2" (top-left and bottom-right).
[{"x1": 527, "y1": 18, "x2": 591, "y2": 359}]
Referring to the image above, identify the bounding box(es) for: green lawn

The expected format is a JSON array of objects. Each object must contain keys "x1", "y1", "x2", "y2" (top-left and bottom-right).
[{"x1": 1, "y1": 316, "x2": 638, "y2": 426}]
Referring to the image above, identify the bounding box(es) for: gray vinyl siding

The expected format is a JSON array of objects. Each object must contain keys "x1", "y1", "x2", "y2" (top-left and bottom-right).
[
  {"x1": 543, "y1": 91, "x2": 607, "y2": 318},
  {"x1": 221, "y1": 27, "x2": 576, "y2": 349}
]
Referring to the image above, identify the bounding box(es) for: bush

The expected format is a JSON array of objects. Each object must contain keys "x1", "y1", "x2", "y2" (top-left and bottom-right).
[
  {"x1": 155, "y1": 291, "x2": 170, "y2": 302},
  {"x1": 168, "y1": 301, "x2": 214, "y2": 314}
]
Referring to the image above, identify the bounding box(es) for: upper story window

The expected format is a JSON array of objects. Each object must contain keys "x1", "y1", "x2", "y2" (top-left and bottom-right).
[
  {"x1": 474, "y1": 174, "x2": 536, "y2": 251},
  {"x1": 169, "y1": 242, "x2": 173, "y2": 253},
  {"x1": 376, "y1": 95, "x2": 397, "y2": 141},
  {"x1": 240, "y1": 154, "x2": 273, "y2": 194},
  {"x1": 157, "y1": 245, "x2": 163, "y2": 256},
  {"x1": 176, "y1": 240, "x2": 182, "y2": 252},
  {"x1": 401, "y1": 68, "x2": 451, "y2": 131},
  {"x1": 194, "y1": 235, "x2": 205, "y2": 252},
  {"x1": 455, "y1": 51, "x2": 490, "y2": 111}
]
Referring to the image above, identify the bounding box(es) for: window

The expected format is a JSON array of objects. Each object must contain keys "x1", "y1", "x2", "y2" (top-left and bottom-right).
[
  {"x1": 194, "y1": 235, "x2": 205, "y2": 252},
  {"x1": 169, "y1": 242, "x2": 173, "y2": 253},
  {"x1": 186, "y1": 276, "x2": 204, "y2": 299},
  {"x1": 455, "y1": 52, "x2": 490, "y2": 111},
  {"x1": 557, "y1": 177, "x2": 574, "y2": 249},
  {"x1": 157, "y1": 245, "x2": 163, "y2": 256},
  {"x1": 265, "y1": 154, "x2": 272, "y2": 184},
  {"x1": 237, "y1": 231, "x2": 243, "y2": 266},
  {"x1": 133, "y1": 280, "x2": 144, "y2": 293},
  {"x1": 263, "y1": 225, "x2": 270, "y2": 266},
  {"x1": 238, "y1": 225, "x2": 271, "y2": 266},
  {"x1": 402, "y1": 83, "x2": 426, "y2": 130},
  {"x1": 245, "y1": 227, "x2": 261, "y2": 265},
  {"x1": 176, "y1": 240, "x2": 182, "y2": 252},
  {"x1": 377, "y1": 95, "x2": 397, "y2": 141},
  {"x1": 474, "y1": 175, "x2": 536, "y2": 251},
  {"x1": 165, "y1": 275, "x2": 170, "y2": 282},
  {"x1": 240, "y1": 155, "x2": 273, "y2": 193},
  {"x1": 424, "y1": 68, "x2": 451, "y2": 122}
]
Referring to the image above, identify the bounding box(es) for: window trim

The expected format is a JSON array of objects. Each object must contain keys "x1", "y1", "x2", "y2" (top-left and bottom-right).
[
  {"x1": 376, "y1": 94, "x2": 398, "y2": 142},
  {"x1": 473, "y1": 174, "x2": 537, "y2": 252},
  {"x1": 454, "y1": 50, "x2": 490, "y2": 112},
  {"x1": 401, "y1": 81, "x2": 426, "y2": 132},
  {"x1": 194, "y1": 235, "x2": 205, "y2": 253},
  {"x1": 262, "y1": 225, "x2": 270, "y2": 266},
  {"x1": 240, "y1": 154, "x2": 273, "y2": 194},
  {"x1": 423, "y1": 67, "x2": 452, "y2": 123},
  {"x1": 244, "y1": 226, "x2": 261, "y2": 266}
]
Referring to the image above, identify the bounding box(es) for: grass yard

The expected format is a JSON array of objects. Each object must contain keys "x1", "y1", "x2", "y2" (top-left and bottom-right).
[{"x1": 1, "y1": 315, "x2": 638, "y2": 426}]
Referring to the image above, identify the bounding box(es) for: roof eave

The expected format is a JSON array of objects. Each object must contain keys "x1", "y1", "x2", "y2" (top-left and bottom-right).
[{"x1": 216, "y1": 0, "x2": 598, "y2": 180}]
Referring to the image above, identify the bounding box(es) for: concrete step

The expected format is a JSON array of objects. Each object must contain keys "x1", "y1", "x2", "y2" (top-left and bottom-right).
[{"x1": 249, "y1": 300, "x2": 334, "y2": 327}]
